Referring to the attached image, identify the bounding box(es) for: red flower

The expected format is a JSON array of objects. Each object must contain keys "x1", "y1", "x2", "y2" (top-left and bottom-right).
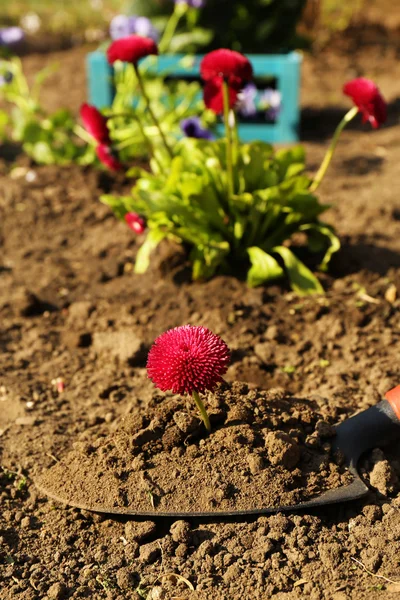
[
  {"x1": 343, "y1": 78, "x2": 387, "y2": 128},
  {"x1": 203, "y1": 76, "x2": 239, "y2": 114},
  {"x1": 80, "y1": 103, "x2": 110, "y2": 144},
  {"x1": 201, "y1": 49, "x2": 253, "y2": 86},
  {"x1": 96, "y1": 145, "x2": 122, "y2": 171},
  {"x1": 147, "y1": 325, "x2": 230, "y2": 395},
  {"x1": 200, "y1": 49, "x2": 253, "y2": 115},
  {"x1": 125, "y1": 212, "x2": 146, "y2": 234},
  {"x1": 107, "y1": 35, "x2": 158, "y2": 65}
]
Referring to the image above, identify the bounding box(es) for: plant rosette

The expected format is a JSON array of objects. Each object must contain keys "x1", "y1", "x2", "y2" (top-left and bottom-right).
[{"x1": 98, "y1": 41, "x2": 386, "y2": 293}]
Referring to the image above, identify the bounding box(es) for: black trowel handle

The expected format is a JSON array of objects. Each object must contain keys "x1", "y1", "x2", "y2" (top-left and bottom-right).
[{"x1": 334, "y1": 385, "x2": 400, "y2": 465}]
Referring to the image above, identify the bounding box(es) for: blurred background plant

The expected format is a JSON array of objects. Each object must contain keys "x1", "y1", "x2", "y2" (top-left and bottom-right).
[
  {"x1": 299, "y1": 0, "x2": 366, "y2": 47},
  {"x1": 104, "y1": 58, "x2": 216, "y2": 162},
  {"x1": 0, "y1": 0, "x2": 215, "y2": 165},
  {"x1": 0, "y1": 57, "x2": 95, "y2": 164},
  {"x1": 0, "y1": 0, "x2": 376, "y2": 51},
  {"x1": 0, "y1": 0, "x2": 121, "y2": 42}
]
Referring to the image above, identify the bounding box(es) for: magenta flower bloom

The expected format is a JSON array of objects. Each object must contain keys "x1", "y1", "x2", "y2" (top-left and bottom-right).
[
  {"x1": 107, "y1": 35, "x2": 158, "y2": 65},
  {"x1": 96, "y1": 145, "x2": 122, "y2": 171},
  {"x1": 80, "y1": 103, "x2": 110, "y2": 145},
  {"x1": 200, "y1": 49, "x2": 253, "y2": 87},
  {"x1": 343, "y1": 78, "x2": 387, "y2": 129},
  {"x1": 200, "y1": 49, "x2": 253, "y2": 115},
  {"x1": 203, "y1": 77, "x2": 239, "y2": 114},
  {"x1": 125, "y1": 212, "x2": 146, "y2": 234},
  {"x1": 147, "y1": 325, "x2": 230, "y2": 395}
]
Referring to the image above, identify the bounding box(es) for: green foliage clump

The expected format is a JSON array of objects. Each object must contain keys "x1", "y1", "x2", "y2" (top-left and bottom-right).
[
  {"x1": 0, "y1": 58, "x2": 95, "y2": 165},
  {"x1": 102, "y1": 137, "x2": 339, "y2": 293}
]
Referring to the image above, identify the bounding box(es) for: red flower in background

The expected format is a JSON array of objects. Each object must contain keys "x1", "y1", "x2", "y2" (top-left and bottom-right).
[
  {"x1": 203, "y1": 76, "x2": 240, "y2": 114},
  {"x1": 125, "y1": 212, "x2": 146, "y2": 234},
  {"x1": 147, "y1": 325, "x2": 230, "y2": 395},
  {"x1": 200, "y1": 49, "x2": 253, "y2": 87},
  {"x1": 343, "y1": 78, "x2": 387, "y2": 128},
  {"x1": 107, "y1": 35, "x2": 158, "y2": 65},
  {"x1": 200, "y1": 49, "x2": 253, "y2": 115},
  {"x1": 96, "y1": 145, "x2": 122, "y2": 171},
  {"x1": 80, "y1": 103, "x2": 110, "y2": 144}
]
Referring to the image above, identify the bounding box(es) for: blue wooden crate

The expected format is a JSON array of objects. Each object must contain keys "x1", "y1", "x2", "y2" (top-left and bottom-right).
[{"x1": 86, "y1": 51, "x2": 302, "y2": 143}]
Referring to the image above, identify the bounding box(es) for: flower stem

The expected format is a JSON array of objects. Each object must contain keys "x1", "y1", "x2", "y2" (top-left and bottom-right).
[
  {"x1": 73, "y1": 124, "x2": 96, "y2": 144},
  {"x1": 310, "y1": 106, "x2": 359, "y2": 192},
  {"x1": 192, "y1": 390, "x2": 211, "y2": 433},
  {"x1": 158, "y1": 2, "x2": 187, "y2": 53},
  {"x1": 230, "y1": 108, "x2": 240, "y2": 164},
  {"x1": 222, "y1": 80, "x2": 234, "y2": 200},
  {"x1": 134, "y1": 64, "x2": 173, "y2": 158},
  {"x1": 106, "y1": 111, "x2": 134, "y2": 120},
  {"x1": 134, "y1": 116, "x2": 163, "y2": 172}
]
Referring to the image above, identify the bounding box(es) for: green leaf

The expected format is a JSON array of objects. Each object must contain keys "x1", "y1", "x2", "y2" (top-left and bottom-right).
[
  {"x1": 0, "y1": 110, "x2": 9, "y2": 137},
  {"x1": 24, "y1": 141, "x2": 54, "y2": 164},
  {"x1": 49, "y1": 109, "x2": 74, "y2": 128},
  {"x1": 275, "y1": 146, "x2": 305, "y2": 181},
  {"x1": 21, "y1": 121, "x2": 48, "y2": 143},
  {"x1": 135, "y1": 229, "x2": 167, "y2": 274},
  {"x1": 240, "y1": 142, "x2": 276, "y2": 191},
  {"x1": 100, "y1": 195, "x2": 131, "y2": 220},
  {"x1": 286, "y1": 191, "x2": 327, "y2": 219},
  {"x1": 247, "y1": 247, "x2": 284, "y2": 287},
  {"x1": 300, "y1": 224, "x2": 341, "y2": 271},
  {"x1": 126, "y1": 166, "x2": 154, "y2": 179},
  {"x1": 191, "y1": 240, "x2": 229, "y2": 281},
  {"x1": 168, "y1": 28, "x2": 213, "y2": 53},
  {"x1": 273, "y1": 246, "x2": 324, "y2": 295}
]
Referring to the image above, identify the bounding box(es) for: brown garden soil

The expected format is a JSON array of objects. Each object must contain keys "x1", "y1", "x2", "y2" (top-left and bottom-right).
[{"x1": 1, "y1": 34, "x2": 400, "y2": 600}]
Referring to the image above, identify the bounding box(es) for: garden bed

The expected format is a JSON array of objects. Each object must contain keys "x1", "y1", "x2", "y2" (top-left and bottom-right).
[{"x1": 0, "y1": 43, "x2": 400, "y2": 599}]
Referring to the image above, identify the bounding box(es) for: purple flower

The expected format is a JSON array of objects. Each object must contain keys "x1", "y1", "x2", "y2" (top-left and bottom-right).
[
  {"x1": 181, "y1": 117, "x2": 215, "y2": 140},
  {"x1": 0, "y1": 27, "x2": 24, "y2": 46},
  {"x1": 175, "y1": 0, "x2": 206, "y2": 7},
  {"x1": 110, "y1": 15, "x2": 131, "y2": 39},
  {"x1": 237, "y1": 83, "x2": 257, "y2": 117},
  {"x1": 110, "y1": 15, "x2": 159, "y2": 42},
  {"x1": 260, "y1": 89, "x2": 281, "y2": 121},
  {"x1": 132, "y1": 17, "x2": 160, "y2": 42}
]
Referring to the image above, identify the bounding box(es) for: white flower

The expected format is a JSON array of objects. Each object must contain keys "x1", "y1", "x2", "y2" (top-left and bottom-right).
[{"x1": 20, "y1": 13, "x2": 41, "y2": 34}]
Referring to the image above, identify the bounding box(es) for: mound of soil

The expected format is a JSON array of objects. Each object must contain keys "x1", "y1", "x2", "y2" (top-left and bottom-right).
[{"x1": 36, "y1": 383, "x2": 351, "y2": 514}]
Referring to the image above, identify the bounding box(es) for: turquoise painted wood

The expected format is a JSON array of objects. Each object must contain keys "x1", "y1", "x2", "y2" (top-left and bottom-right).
[{"x1": 86, "y1": 51, "x2": 302, "y2": 143}]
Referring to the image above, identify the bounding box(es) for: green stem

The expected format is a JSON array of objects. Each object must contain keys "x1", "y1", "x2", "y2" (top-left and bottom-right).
[
  {"x1": 73, "y1": 124, "x2": 95, "y2": 144},
  {"x1": 192, "y1": 390, "x2": 211, "y2": 433},
  {"x1": 134, "y1": 64, "x2": 173, "y2": 158},
  {"x1": 107, "y1": 111, "x2": 135, "y2": 121},
  {"x1": 222, "y1": 80, "x2": 234, "y2": 200},
  {"x1": 310, "y1": 106, "x2": 359, "y2": 192},
  {"x1": 114, "y1": 135, "x2": 143, "y2": 150},
  {"x1": 230, "y1": 109, "x2": 240, "y2": 166},
  {"x1": 158, "y1": 3, "x2": 187, "y2": 53},
  {"x1": 134, "y1": 117, "x2": 163, "y2": 172}
]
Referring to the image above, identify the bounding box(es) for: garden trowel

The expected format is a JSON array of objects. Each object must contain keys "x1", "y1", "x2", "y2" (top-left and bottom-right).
[{"x1": 35, "y1": 385, "x2": 400, "y2": 517}]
